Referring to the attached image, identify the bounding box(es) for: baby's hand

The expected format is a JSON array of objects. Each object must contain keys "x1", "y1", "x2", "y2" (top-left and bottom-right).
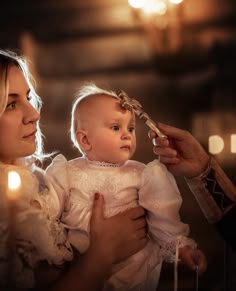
[{"x1": 179, "y1": 246, "x2": 207, "y2": 274}]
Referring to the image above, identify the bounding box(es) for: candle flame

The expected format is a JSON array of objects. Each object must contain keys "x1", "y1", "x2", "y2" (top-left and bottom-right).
[{"x1": 8, "y1": 171, "x2": 21, "y2": 199}]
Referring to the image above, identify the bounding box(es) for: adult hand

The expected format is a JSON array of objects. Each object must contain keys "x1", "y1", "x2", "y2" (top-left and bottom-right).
[
  {"x1": 89, "y1": 193, "x2": 148, "y2": 264},
  {"x1": 150, "y1": 123, "x2": 210, "y2": 178},
  {"x1": 40, "y1": 194, "x2": 147, "y2": 291}
]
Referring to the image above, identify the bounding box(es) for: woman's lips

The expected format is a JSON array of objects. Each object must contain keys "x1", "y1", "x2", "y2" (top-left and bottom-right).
[{"x1": 23, "y1": 130, "x2": 36, "y2": 139}]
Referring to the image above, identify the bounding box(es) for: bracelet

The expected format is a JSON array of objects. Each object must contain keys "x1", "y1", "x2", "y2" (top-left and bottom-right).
[{"x1": 198, "y1": 157, "x2": 212, "y2": 179}]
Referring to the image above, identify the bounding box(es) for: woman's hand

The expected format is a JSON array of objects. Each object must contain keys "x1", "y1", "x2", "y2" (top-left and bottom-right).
[
  {"x1": 37, "y1": 193, "x2": 147, "y2": 291},
  {"x1": 89, "y1": 193, "x2": 148, "y2": 264}
]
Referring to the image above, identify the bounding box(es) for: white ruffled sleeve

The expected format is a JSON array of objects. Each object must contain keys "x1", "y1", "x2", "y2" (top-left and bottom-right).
[
  {"x1": 45, "y1": 154, "x2": 70, "y2": 219},
  {"x1": 139, "y1": 160, "x2": 196, "y2": 262}
]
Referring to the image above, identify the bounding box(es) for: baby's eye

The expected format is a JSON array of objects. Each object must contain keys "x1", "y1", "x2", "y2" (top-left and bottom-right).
[
  {"x1": 111, "y1": 125, "x2": 120, "y2": 131},
  {"x1": 6, "y1": 101, "x2": 16, "y2": 110},
  {"x1": 128, "y1": 127, "x2": 135, "y2": 133}
]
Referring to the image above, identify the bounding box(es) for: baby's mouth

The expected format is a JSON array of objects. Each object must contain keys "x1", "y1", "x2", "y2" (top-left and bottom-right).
[{"x1": 121, "y1": 145, "x2": 130, "y2": 150}]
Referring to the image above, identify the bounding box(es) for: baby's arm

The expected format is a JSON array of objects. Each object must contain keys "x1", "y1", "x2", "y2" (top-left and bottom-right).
[{"x1": 139, "y1": 160, "x2": 206, "y2": 270}]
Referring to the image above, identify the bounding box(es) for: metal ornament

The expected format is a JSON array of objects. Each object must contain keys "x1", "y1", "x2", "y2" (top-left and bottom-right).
[{"x1": 116, "y1": 89, "x2": 167, "y2": 138}]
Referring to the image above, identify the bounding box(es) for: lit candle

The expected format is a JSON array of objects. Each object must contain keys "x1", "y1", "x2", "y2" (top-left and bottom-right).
[
  {"x1": 7, "y1": 171, "x2": 21, "y2": 200},
  {"x1": 7, "y1": 170, "x2": 21, "y2": 286}
]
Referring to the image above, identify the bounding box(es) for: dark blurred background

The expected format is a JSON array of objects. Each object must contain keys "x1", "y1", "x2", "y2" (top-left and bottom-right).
[{"x1": 2, "y1": 0, "x2": 236, "y2": 290}]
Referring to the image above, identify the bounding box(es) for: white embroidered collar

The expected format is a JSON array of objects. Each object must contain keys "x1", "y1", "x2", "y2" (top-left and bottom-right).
[{"x1": 86, "y1": 158, "x2": 122, "y2": 168}]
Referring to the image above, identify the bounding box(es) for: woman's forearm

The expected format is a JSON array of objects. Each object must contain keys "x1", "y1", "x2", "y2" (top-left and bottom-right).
[{"x1": 47, "y1": 248, "x2": 112, "y2": 291}]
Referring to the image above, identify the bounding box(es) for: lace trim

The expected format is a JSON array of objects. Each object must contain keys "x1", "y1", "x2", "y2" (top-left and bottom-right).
[
  {"x1": 87, "y1": 159, "x2": 122, "y2": 168},
  {"x1": 160, "y1": 236, "x2": 197, "y2": 263}
]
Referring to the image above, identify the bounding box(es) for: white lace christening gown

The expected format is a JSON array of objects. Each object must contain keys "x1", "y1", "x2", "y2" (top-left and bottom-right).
[{"x1": 46, "y1": 154, "x2": 196, "y2": 291}]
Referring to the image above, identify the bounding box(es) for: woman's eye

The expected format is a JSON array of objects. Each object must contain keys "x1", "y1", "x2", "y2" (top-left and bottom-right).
[
  {"x1": 6, "y1": 102, "x2": 16, "y2": 110},
  {"x1": 27, "y1": 94, "x2": 33, "y2": 102},
  {"x1": 111, "y1": 125, "x2": 119, "y2": 131}
]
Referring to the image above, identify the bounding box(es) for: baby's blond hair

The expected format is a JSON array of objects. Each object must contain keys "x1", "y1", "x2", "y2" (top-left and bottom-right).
[{"x1": 70, "y1": 83, "x2": 118, "y2": 154}]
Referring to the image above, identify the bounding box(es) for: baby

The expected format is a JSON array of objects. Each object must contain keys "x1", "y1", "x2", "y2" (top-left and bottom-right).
[{"x1": 46, "y1": 84, "x2": 207, "y2": 291}]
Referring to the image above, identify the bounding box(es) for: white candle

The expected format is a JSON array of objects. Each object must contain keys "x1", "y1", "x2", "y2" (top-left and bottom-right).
[{"x1": 7, "y1": 170, "x2": 21, "y2": 286}]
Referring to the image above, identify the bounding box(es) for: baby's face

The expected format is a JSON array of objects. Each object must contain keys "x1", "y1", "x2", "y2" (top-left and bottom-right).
[{"x1": 85, "y1": 95, "x2": 136, "y2": 164}]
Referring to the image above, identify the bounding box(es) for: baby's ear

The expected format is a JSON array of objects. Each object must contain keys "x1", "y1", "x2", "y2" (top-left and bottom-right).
[{"x1": 76, "y1": 129, "x2": 91, "y2": 151}]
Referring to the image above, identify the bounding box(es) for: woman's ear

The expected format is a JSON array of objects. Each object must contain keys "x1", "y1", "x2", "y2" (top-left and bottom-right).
[{"x1": 76, "y1": 130, "x2": 91, "y2": 151}]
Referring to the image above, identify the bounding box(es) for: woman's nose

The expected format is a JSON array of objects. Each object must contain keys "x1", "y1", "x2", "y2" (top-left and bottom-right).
[{"x1": 23, "y1": 103, "x2": 40, "y2": 124}]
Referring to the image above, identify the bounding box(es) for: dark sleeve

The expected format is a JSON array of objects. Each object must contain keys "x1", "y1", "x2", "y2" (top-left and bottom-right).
[
  {"x1": 216, "y1": 206, "x2": 236, "y2": 250},
  {"x1": 186, "y1": 157, "x2": 236, "y2": 249}
]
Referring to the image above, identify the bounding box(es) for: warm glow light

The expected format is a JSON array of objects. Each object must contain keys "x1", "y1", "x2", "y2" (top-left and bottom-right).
[
  {"x1": 128, "y1": 0, "x2": 146, "y2": 9},
  {"x1": 208, "y1": 135, "x2": 224, "y2": 155},
  {"x1": 169, "y1": 0, "x2": 183, "y2": 4},
  {"x1": 143, "y1": 0, "x2": 167, "y2": 15},
  {"x1": 8, "y1": 171, "x2": 21, "y2": 200},
  {"x1": 231, "y1": 134, "x2": 236, "y2": 153}
]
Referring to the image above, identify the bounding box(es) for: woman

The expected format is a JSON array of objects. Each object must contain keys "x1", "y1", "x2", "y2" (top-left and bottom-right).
[{"x1": 0, "y1": 49, "x2": 147, "y2": 290}]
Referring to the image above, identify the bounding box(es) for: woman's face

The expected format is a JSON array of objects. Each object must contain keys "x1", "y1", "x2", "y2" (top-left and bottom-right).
[{"x1": 0, "y1": 65, "x2": 40, "y2": 164}]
